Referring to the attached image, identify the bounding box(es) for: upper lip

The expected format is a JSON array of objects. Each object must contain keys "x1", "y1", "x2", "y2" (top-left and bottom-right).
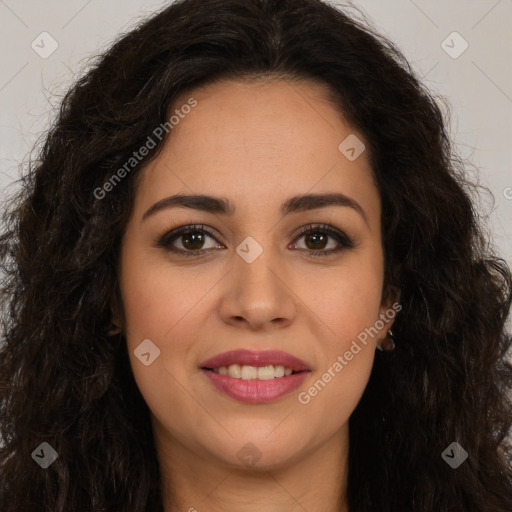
[{"x1": 200, "y1": 349, "x2": 310, "y2": 372}]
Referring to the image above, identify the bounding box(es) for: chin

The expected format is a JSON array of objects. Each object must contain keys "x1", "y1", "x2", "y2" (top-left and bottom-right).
[{"x1": 207, "y1": 432, "x2": 307, "y2": 471}]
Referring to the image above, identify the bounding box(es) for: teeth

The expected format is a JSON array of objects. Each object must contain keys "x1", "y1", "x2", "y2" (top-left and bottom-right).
[
  {"x1": 241, "y1": 365, "x2": 258, "y2": 380},
  {"x1": 212, "y1": 364, "x2": 296, "y2": 379},
  {"x1": 227, "y1": 364, "x2": 241, "y2": 378},
  {"x1": 257, "y1": 365, "x2": 275, "y2": 380}
]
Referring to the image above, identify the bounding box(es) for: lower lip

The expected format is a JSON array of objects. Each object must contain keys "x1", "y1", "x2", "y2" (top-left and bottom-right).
[{"x1": 201, "y1": 369, "x2": 310, "y2": 403}]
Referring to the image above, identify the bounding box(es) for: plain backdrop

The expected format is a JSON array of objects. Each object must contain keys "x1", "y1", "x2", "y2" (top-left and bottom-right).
[{"x1": 0, "y1": 0, "x2": 511, "y2": 300}]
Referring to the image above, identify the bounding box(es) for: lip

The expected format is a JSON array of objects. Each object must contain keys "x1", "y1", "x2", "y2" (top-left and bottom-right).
[
  {"x1": 202, "y1": 369, "x2": 310, "y2": 403},
  {"x1": 199, "y1": 349, "x2": 311, "y2": 404},
  {"x1": 199, "y1": 349, "x2": 310, "y2": 372}
]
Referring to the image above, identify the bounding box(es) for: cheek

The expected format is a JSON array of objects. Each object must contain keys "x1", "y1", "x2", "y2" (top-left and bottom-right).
[
  {"x1": 297, "y1": 250, "x2": 383, "y2": 399},
  {"x1": 307, "y1": 250, "x2": 385, "y2": 345},
  {"x1": 118, "y1": 253, "x2": 213, "y2": 432},
  {"x1": 295, "y1": 270, "x2": 381, "y2": 433},
  {"x1": 119, "y1": 241, "x2": 217, "y2": 344},
  {"x1": 118, "y1": 247, "x2": 225, "y2": 386}
]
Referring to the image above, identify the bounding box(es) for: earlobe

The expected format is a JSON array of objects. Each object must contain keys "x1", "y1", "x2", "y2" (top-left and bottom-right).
[
  {"x1": 377, "y1": 329, "x2": 396, "y2": 351},
  {"x1": 106, "y1": 322, "x2": 122, "y2": 336},
  {"x1": 107, "y1": 288, "x2": 124, "y2": 336},
  {"x1": 377, "y1": 286, "x2": 401, "y2": 351}
]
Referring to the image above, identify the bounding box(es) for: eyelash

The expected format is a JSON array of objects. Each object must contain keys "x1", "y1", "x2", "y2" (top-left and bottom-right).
[{"x1": 156, "y1": 223, "x2": 355, "y2": 258}]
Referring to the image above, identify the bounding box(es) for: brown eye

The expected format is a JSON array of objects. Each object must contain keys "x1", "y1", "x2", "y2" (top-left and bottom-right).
[
  {"x1": 303, "y1": 231, "x2": 329, "y2": 251},
  {"x1": 157, "y1": 223, "x2": 355, "y2": 258},
  {"x1": 157, "y1": 225, "x2": 223, "y2": 256},
  {"x1": 177, "y1": 231, "x2": 209, "y2": 251},
  {"x1": 291, "y1": 224, "x2": 355, "y2": 256}
]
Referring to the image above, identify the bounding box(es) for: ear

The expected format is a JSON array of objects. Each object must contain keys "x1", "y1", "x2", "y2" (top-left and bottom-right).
[
  {"x1": 381, "y1": 285, "x2": 401, "y2": 313},
  {"x1": 107, "y1": 287, "x2": 124, "y2": 335},
  {"x1": 376, "y1": 284, "x2": 401, "y2": 350}
]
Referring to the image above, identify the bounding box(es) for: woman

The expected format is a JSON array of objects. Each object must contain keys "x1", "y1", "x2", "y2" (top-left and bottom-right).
[{"x1": 1, "y1": 0, "x2": 511, "y2": 510}]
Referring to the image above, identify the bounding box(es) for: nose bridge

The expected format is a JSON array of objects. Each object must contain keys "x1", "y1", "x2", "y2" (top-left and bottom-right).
[
  {"x1": 234, "y1": 232, "x2": 283, "y2": 297},
  {"x1": 220, "y1": 231, "x2": 296, "y2": 329}
]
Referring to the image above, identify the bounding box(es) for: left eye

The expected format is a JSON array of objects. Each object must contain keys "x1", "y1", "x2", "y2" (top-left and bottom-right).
[
  {"x1": 157, "y1": 224, "x2": 354, "y2": 257},
  {"x1": 293, "y1": 229, "x2": 343, "y2": 252},
  {"x1": 290, "y1": 224, "x2": 355, "y2": 255}
]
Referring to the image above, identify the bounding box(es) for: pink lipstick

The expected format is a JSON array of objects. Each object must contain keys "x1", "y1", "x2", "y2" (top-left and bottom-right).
[{"x1": 200, "y1": 349, "x2": 311, "y2": 403}]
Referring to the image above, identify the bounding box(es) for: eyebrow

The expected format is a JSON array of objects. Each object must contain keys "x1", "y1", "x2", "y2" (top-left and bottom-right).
[{"x1": 142, "y1": 192, "x2": 369, "y2": 226}]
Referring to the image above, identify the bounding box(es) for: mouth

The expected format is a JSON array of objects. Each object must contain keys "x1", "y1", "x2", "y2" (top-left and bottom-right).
[
  {"x1": 202, "y1": 364, "x2": 305, "y2": 380},
  {"x1": 199, "y1": 349, "x2": 310, "y2": 373},
  {"x1": 199, "y1": 349, "x2": 311, "y2": 403}
]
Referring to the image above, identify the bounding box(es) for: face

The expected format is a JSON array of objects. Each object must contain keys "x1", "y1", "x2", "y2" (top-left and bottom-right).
[{"x1": 116, "y1": 78, "x2": 397, "y2": 471}]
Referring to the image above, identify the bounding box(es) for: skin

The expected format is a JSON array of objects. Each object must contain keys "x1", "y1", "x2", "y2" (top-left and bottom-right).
[{"x1": 115, "y1": 78, "x2": 398, "y2": 512}]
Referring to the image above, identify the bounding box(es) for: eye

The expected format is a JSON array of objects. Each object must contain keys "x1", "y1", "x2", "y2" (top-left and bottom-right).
[
  {"x1": 157, "y1": 224, "x2": 223, "y2": 257},
  {"x1": 290, "y1": 224, "x2": 355, "y2": 257},
  {"x1": 156, "y1": 223, "x2": 355, "y2": 258}
]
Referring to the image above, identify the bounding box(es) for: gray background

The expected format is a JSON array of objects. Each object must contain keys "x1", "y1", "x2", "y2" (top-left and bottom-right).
[{"x1": 0, "y1": 0, "x2": 511, "y2": 300}]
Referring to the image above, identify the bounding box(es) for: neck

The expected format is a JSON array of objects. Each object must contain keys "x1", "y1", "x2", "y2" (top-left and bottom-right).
[{"x1": 154, "y1": 422, "x2": 350, "y2": 512}]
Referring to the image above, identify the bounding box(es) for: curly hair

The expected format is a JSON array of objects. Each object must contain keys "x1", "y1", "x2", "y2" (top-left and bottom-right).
[{"x1": 1, "y1": 0, "x2": 512, "y2": 510}]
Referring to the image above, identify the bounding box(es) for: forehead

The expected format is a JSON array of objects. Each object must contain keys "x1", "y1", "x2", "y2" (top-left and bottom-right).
[{"x1": 135, "y1": 78, "x2": 379, "y2": 223}]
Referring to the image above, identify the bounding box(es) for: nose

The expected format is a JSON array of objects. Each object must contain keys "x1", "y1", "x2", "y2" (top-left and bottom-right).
[{"x1": 218, "y1": 244, "x2": 298, "y2": 332}]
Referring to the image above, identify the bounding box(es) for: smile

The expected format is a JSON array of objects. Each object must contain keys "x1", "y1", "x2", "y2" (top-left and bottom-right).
[
  {"x1": 199, "y1": 349, "x2": 312, "y2": 403},
  {"x1": 211, "y1": 364, "x2": 294, "y2": 379}
]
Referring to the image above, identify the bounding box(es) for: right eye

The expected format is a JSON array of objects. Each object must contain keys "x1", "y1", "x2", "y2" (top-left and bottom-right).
[{"x1": 157, "y1": 224, "x2": 225, "y2": 257}]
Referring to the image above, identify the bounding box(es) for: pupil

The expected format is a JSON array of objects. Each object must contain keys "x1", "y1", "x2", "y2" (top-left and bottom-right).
[
  {"x1": 183, "y1": 232, "x2": 204, "y2": 250},
  {"x1": 306, "y1": 232, "x2": 326, "y2": 250}
]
